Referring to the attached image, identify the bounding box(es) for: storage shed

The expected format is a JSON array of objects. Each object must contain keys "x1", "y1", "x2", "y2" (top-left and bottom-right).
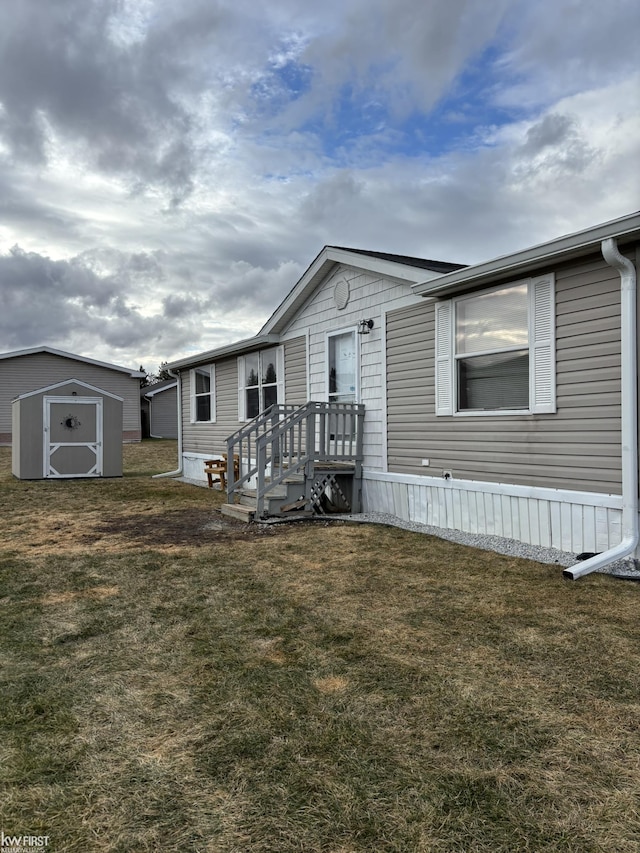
[{"x1": 12, "y1": 379, "x2": 124, "y2": 479}]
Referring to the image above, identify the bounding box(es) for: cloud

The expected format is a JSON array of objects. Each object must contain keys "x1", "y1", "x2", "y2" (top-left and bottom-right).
[
  {"x1": 0, "y1": 0, "x2": 637, "y2": 372},
  {"x1": 0, "y1": 0, "x2": 207, "y2": 201}
]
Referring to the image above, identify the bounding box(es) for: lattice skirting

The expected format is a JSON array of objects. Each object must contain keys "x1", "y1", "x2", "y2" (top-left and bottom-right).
[{"x1": 308, "y1": 471, "x2": 352, "y2": 514}]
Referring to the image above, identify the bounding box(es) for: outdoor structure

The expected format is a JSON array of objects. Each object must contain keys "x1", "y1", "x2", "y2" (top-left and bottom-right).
[
  {"x1": 12, "y1": 379, "x2": 123, "y2": 479},
  {"x1": 164, "y1": 212, "x2": 640, "y2": 573},
  {"x1": 141, "y1": 379, "x2": 178, "y2": 439},
  {"x1": 0, "y1": 347, "x2": 144, "y2": 445}
]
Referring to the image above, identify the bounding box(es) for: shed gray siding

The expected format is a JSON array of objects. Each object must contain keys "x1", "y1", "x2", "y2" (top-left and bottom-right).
[
  {"x1": 0, "y1": 352, "x2": 141, "y2": 444},
  {"x1": 148, "y1": 385, "x2": 178, "y2": 439},
  {"x1": 180, "y1": 336, "x2": 307, "y2": 456},
  {"x1": 386, "y1": 252, "x2": 625, "y2": 495}
]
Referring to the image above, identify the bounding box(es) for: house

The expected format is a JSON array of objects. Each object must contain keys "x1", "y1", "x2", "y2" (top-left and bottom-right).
[
  {"x1": 164, "y1": 213, "x2": 640, "y2": 575},
  {"x1": 141, "y1": 379, "x2": 178, "y2": 439},
  {"x1": 0, "y1": 347, "x2": 145, "y2": 445}
]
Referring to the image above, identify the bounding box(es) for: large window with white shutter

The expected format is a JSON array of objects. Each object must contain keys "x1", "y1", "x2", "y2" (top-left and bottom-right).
[{"x1": 435, "y1": 275, "x2": 556, "y2": 416}]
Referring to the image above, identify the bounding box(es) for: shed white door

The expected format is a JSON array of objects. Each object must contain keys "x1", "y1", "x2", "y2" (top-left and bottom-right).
[{"x1": 44, "y1": 396, "x2": 103, "y2": 478}]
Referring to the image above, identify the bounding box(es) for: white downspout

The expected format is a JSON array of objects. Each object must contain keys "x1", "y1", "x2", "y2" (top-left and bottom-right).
[
  {"x1": 152, "y1": 369, "x2": 184, "y2": 478},
  {"x1": 564, "y1": 238, "x2": 638, "y2": 579}
]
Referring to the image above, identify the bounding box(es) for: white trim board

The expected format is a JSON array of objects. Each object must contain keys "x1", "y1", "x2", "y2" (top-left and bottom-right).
[{"x1": 363, "y1": 470, "x2": 623, "y2": 509}]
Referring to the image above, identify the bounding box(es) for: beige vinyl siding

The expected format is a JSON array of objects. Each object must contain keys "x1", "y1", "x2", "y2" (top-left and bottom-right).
[
  {"x1": 180, "y1": 336, "x2": 307, "y2": 455},
  {"x1": 181, "y1": 358, "x2": 237, "y2": 456},
  {"x1": 0, "y1": 352, "x2": 141, "y2": 444},
  {"x1": 282, "y1": 264, "x2": 421, "y2": 470},
  {"x1": 386, "y1": 253, "x2": 624, "y2": 494},
  {"x1": 284, "y1": 335, "x2": 308, "y2": 406}
]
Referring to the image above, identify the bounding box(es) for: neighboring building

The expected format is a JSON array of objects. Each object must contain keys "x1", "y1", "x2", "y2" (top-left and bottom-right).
[
  {"x1": 141, "y1": 379, "x2": 178, "y2": 439},
  {"x1": 0, "y1": 347, "x2": 145, "y2": 445},
  {"x1": 164, "y1": 213, "x2": 640, "y2": 569}
]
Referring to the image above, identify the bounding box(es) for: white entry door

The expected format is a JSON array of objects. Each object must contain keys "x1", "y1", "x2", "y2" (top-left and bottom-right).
[
  {"x1": 328, "y1": 330, "x2": 358, "y2": 404},
  {"x1": 44, "y1": 396, "x2": 103, "y2": 478}
]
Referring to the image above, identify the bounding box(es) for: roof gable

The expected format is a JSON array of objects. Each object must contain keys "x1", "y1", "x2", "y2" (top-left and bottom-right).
[
  {"x1": 261, "y1": 246, "x2": 464, "y2": 335},
  {"x1": 13, "y1": 378, "x2": 125, "y2": 402}
]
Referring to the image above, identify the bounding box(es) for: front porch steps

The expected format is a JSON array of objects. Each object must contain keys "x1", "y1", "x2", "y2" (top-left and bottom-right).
[
  {"x1": 220, "y1": 502, "x2": 256, "y2": 523},
  {"x1": 221, "y1": 462, "x2": 358, "y2": 522}
]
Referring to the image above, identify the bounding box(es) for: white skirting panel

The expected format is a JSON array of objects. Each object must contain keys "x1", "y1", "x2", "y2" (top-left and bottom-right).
[
  {"x1": 182, "y1": 453, "x2": 216, "y2": 481},
  {"x1": 362, "y1": 471, "x2": 626, "y2": 555}
]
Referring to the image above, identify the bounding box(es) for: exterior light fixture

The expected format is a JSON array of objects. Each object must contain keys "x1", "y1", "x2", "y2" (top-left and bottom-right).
[{"x1": 358, "y1": 319, "x2": 374, "y2": 335}]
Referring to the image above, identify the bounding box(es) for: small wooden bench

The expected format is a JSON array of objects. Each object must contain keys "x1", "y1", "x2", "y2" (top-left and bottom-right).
[{"x1": 204, "y1": 454, "x2": 239, "y2": 490}]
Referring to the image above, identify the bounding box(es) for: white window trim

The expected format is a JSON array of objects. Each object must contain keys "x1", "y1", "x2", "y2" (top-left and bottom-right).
[
  {"x1": 435, "y1": 274, "x2": 556, "y2": 417},
  {"x1": 325, "y1": 326, "x2": 360, "y2": 404},
  {"x1": 237, "y1": 346, "x2": 285, "y2": 422},
  {"x1": 190, "y1": 365, "x2": 216, "y2": 423}
]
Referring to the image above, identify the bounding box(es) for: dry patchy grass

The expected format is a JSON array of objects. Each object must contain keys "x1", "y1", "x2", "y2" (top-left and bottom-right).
[{"x1": 0, "y1": 441, "x2": 639, "y2": 852}]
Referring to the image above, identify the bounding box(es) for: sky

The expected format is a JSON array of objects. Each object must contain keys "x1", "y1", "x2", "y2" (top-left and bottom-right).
[{"x1": 0, "y1": 0, "x2": 638, "y2": 376}]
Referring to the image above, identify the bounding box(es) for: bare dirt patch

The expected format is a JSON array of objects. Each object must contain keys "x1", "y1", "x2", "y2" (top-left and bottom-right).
[{"x1": 92, "y1": 508, "x2": 284, "y2": 548}]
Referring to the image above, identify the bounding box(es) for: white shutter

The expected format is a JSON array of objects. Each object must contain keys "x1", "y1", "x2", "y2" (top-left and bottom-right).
[
  {"x1": 237, "y1": 356, "x2": 246, "y2": 421},
  {"x1": 276, "y1": 346, "x2": 285, "y2": 405},
  {"x1": 529, "y1": 274, "x2": 556, "y2": 414},
  {"x1": 435, "y1": 300, "x2": 454, "y2": 416},
  {"x1": 189, "y1": 369, "x2": 196, "y2": 423},
  {"x1": 210, "y1": 364, "x2": 216, "y2": 423}
]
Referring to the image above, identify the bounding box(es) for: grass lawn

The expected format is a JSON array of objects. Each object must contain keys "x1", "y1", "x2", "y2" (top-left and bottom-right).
[{"x1": 1, "y1": 440, "x2": 639, "y2": 852}]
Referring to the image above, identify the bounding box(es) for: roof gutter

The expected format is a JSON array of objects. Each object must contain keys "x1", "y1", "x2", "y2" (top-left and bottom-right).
[
  {"x1": 563, "y1": 238, "x2": 638, "y2": 579},
  {"x1": 152, "y1": 367, "x2": 184, "y2": 479}
]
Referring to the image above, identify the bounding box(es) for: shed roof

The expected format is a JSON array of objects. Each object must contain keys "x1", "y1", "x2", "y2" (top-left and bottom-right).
[
  {"x1": 13, "y1": 377, "x2": 124, "y2": 402},
  {"x1": 142, "y1": 379, "x2": 178, "y2": 398}
]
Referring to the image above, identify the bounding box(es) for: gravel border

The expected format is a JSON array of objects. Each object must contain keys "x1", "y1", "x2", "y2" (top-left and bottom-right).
[
  {"x1": 308, "y1": 511, "x2": 640, "y2": 580},
  {"x1": 176, "y1": 478, "x2": 639, "y2": 580}
]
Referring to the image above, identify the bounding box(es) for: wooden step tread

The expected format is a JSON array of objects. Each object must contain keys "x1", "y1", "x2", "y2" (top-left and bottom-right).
[{"x1": 220, "y1": 503, "x2": 255, "y2": 522}]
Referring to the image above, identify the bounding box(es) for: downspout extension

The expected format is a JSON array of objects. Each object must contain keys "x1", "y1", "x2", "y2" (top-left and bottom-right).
[
  {"x1": 564, "y1": 238, "x2": 639, "y2": 579},
  {"x1": 152, "y1": 369, "x2": 184, "y2": 478}
]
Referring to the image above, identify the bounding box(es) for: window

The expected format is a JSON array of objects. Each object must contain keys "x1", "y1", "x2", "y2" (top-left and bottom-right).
[
  {"x1": 435, "y1": 275, "x2": 555, "y2": 415},
  {"x1": 190, "y1": 366, "x2": 215, "y2": 422},
  {"x1": 238, "y1": 347, "x2": 284, "y2": 420}
]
